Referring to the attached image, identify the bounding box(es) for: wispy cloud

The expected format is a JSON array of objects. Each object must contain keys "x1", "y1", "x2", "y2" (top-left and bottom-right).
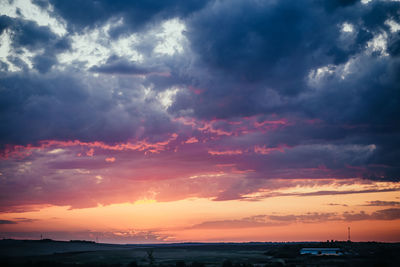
[
  {"x1": 0, "y1": 220, "x2": 17, "y2": 225},
  {"x1": 343, "y1": 208, "x2": 400, "y2": 221},
  {"x1": 0, "y1": 218, "x2": 38, "y2": 225},
  {"x1": 362, "y1": 200, "x2": 400, "y2": 207},
  {"x1": 191, "y1": 208, "x2": 400, "y2": 230},
  {"x1": 326, "y1": 203, "x2": 348, "y2": 207}
]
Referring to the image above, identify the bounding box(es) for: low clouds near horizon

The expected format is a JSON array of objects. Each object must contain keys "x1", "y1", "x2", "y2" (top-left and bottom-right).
[{"x1": 0, "y1": 0, "x2": 400, "y2": 213}]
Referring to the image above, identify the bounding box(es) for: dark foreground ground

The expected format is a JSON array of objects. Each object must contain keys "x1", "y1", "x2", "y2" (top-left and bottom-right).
[{"x1": 0, "y1": 239, "x2": 399, "y2": 267}]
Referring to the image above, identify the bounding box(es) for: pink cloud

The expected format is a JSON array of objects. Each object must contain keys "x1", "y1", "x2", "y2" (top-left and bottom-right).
[
  {"x1": 86, "y1": 148, "x2": 94, "y2": 157},
  {"x1": 174, "y1": 115, "x2": 289, "y2": 140},
  {"x1": 254, "y1": 145, "x2": 287, "y2": 155},
  {"x1": 254, "y1": 119, "x2": 287, "y2": 128},
  {"x1": 105, "y1": 157, "x2": 116, "y2": 162},
  {"x1": 208, "y1": 150, "x2": 243, "y2": 155},
  {"x1": 185, "y1": 137, "x2": 199, "y2": 144},
  {"x1": 1, "y1": 133, "x2": 179, "y2": 160}
]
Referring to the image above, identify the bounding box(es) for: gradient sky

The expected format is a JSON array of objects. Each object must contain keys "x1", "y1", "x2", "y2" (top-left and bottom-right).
[{"x1": 1, "y1": 0, "x2": 400, "y2": 243}]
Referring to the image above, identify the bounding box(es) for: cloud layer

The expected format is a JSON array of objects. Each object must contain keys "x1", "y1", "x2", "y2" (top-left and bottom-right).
[{"x1": 0, "y1": 0, "x2": 400, "y2": 212}]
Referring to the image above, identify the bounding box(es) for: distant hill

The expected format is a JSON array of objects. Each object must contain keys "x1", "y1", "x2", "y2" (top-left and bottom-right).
[{"x1": 0, "y1": 239, "x2": 126, "y2": 257}]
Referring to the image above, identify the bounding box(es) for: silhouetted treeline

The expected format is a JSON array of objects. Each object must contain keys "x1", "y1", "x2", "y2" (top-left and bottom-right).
[
  {"x1": 69, "y1": 240, "x2": 96, "y2": 243},
  {"x1": 0, "y1": 260, "x2": 258, "y2": 267},
  {"x1": 0, "y1": 261, "x2": 233, "y2": 267},
  {"x1": 0, "y1": 261, "x2": 123, "y2": 267}
]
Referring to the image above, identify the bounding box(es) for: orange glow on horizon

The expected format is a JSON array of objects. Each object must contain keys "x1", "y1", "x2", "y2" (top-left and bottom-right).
[{"x1": 1, "y1": 181, "x2": 399, "y2": 243}]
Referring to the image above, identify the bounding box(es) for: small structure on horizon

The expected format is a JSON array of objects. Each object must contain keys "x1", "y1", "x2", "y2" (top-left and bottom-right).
[{"x1": 300, "y1": 248, "x2": 342, "y2": 256}]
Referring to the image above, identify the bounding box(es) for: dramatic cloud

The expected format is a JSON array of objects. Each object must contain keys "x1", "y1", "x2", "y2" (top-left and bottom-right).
[
  {"x1": 0, "y1": 0, "x2": 400, "y2": 233},
  {"x1": 0, "y1": 15, "x2": 70, "y2": 73},
  {"x1": 0, "y1": 72, "x2": 176, "y2": 147},
  {"x1": 48, "y1": 0, "x2": 210, "y2": 35}
]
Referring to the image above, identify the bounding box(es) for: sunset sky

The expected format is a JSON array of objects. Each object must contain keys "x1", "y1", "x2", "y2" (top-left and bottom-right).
[{"x1": 1, "y1": 0, "x2": 400, "y2": 244}]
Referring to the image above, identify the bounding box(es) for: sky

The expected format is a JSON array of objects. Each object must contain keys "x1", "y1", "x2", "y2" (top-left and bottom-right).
[{"x1": 0, "y1": 0, "x2": 400, "y2": 244}]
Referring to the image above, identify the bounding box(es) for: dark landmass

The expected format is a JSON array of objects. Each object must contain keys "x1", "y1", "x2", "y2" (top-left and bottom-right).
[{"x1": 0, "y1": 239, "x2": 399, "y2": 267}]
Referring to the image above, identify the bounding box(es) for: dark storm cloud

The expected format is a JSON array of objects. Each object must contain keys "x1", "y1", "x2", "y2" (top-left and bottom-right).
[
  {"x1": 89, "y1": 56, "x2": 166, "y2": 76},
  {"x1": 46, "y1": 0, "x2": 210, "y2": 35},
  {"x1": 0, "y1": 15, "x2": 70, "y2": 73},
  {"x1": 185, "y1": 0, "x2": 357, "y2": 94},
  {"x1": 171, "y1": 0, "x2": 399, "y2": 118},
  {"x1": 0, "y1": 71, "x2": 175, "y2": 148},
  {"x1": 1, "y1": 17, "x2": 55, "y2": 49},
  {"x1": 388, "y1": 33, "x2": 400, "y2": 57},
  {"x1": 90, "y1": 61, "x2": 152, "y2": 75},
  {"x1": 300, "y1": 55, "x2": 400, "y2": 128},
  {"x1": 1, "y1": 0, "x2": 400, "y2": 189},
  {"x1": 167, "y1": 0, "x2": 400, "y2": 180},
  {"x1": 297, "y1": 54, "x2": 400, "y2": 180},
  {"x1": 321, "y1": 0, "x2": 359, "y2": 11},
  {"x1": 33, "y1": 54, "x2": 58, "y2": 73}
]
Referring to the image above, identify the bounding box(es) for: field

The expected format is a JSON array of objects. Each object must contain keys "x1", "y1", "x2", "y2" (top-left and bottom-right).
[{"x1": 1, "y1": 239, "x2": 400, "y2": 267}]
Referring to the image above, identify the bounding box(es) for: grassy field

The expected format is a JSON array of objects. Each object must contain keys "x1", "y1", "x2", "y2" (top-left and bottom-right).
[{"x1": 1, "y1": 239, "x2": 399, "y2": 267}]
